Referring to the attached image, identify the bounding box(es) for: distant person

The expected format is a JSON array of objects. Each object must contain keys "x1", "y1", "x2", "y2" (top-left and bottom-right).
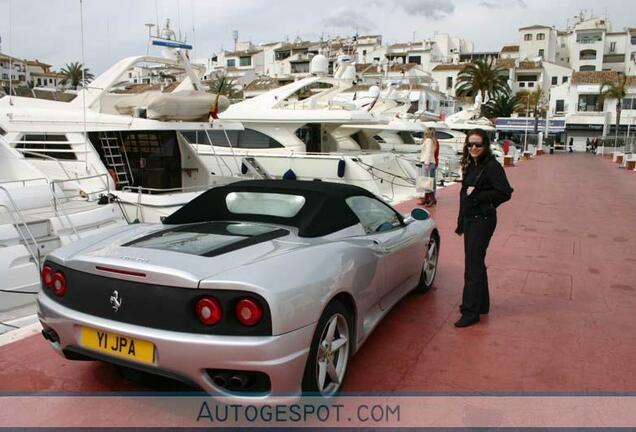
[
  {"x1": 429, "y1": 127, "x2": 440, "y2": 206},
  {"x1": 454, "y1": 129, "x2": 513, "y2": 328},
  {"x1": 417, "y1": 128, "x2": 436, "y2": 206},
  {"x1": 502, "y1": 138, "x2": 511, "y2": 156},
  {"x1": 569, "y1": 137, "x2": 574, "y2": 153},
  {"x1": 592, "y1": 138, "x2": 599, "y2": 154}
]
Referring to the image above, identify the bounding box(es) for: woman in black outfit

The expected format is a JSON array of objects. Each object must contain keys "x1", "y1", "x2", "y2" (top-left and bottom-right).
[{"x1": 454, "y1": 129, "x2": 513, "y2": 328}]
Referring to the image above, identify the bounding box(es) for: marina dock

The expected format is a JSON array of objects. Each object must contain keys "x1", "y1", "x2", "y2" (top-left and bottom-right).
[{"x1": 1, "y1": 152, "x2": 635, "y2": 393}]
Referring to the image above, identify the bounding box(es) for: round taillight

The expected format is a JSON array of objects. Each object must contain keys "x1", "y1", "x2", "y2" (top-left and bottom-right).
[
  {"x1": 41, "y1": 265, "x2": 54, "y2": 289},
  {"x1": 195, "y1": 297, "x2": 222, "y2": 326},
  {"x1": 235, "y1": 298, "x2": 263, "y2": 326},
  {"x1": 52, "y1": 272, "x2": 67, "y2": 297}
]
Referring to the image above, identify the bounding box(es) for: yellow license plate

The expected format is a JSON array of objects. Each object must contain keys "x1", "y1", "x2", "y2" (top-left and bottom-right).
[{"x1": 80, "y1": 327, "x2": 155, "y2": 364}]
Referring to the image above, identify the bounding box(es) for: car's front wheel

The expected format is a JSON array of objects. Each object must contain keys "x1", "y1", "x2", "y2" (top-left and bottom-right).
[
  {"x1": 415, "y1": 233, "x2": 439, "y2": 293},
  {"x1": 302, "y1": 301, "x2": 352, "y2": 396}
]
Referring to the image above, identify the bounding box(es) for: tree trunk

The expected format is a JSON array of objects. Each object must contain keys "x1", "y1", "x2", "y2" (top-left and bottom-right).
[{"x1": 479, "y1": 90, "x2": 486, "y2": 117}]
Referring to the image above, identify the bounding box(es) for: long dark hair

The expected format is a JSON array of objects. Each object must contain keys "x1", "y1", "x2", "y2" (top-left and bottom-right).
[{"x1": 461, "y1": 128, "x2": 493, "y2": 176}]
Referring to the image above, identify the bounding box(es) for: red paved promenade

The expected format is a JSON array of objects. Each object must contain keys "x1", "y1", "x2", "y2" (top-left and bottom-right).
[{"x1": 1, "y1": 153, "x2": 635, "y2": 393}]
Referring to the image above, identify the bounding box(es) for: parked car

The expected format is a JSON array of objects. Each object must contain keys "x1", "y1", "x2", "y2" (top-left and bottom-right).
[{"x1": 38, "y1": 180, "x2": 440, "y2": 400}]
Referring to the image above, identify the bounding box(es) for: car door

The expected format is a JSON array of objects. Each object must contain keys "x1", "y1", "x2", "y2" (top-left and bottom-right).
[{"x1": 346, "y1": 196, "x2": 422, "y2": 311}]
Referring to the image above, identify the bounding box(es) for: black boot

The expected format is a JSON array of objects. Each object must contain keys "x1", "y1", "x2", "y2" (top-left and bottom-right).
[{"x1": 454, "y1": 315, "x2": 480, "y2": 328}]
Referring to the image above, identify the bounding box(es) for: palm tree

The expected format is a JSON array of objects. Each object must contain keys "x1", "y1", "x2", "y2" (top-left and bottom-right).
[
  {"x1": 455, "y1": 59, "x2": 510, "y2": 116},
  {"x1": 59, "y1": 62, "x2": 94, "y2": 89},
  {"x1": 516, "y1": 87, "x2": 547, "y2": 134},
  {"x1": 599, "y1": 72, "x2": 628, "y2": 150},
  {"x1": 484, "y1": 93, "x2": 518, "y2": 118},
  {"x1": 205, "y1": 73, "x2": 243, "y2": 101}
]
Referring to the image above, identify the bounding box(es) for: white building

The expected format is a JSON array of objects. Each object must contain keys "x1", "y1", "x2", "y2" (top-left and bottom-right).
[{"x1": 550, "y1": 71, "x2": 636, "y2": 150}]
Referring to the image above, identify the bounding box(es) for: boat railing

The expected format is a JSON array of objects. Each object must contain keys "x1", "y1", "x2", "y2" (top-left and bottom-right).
[
  {"x1": 121, "y1": 184, "x2": 216, "y2": 195},
  {"x1": 50, "y1": 173, "x2": 112, "y2": 242},
  {"x1": 0, "y1": 186, "x2": 41, "y2": 267},
  {"x1": 0, "y1": 177, "x2": 49, "y2": 188}
]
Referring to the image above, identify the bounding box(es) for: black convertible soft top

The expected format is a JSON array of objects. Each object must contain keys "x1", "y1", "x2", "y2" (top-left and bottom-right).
[{"x1": 163, "y1": 180, "x2": 379, "y2": 238}]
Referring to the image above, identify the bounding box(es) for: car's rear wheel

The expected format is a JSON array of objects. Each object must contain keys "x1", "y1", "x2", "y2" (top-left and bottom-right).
[
  {"x1": 415, "y1": 233, "x2": 439, "y2": 293},
  {"x1": 302, "y1": 301, "x2": 351, "y2": 396}
]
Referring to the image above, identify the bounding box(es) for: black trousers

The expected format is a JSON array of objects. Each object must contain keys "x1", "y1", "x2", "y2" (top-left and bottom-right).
[{"x1": 460, "y1": 215, "x2": 497, "y2": 319}]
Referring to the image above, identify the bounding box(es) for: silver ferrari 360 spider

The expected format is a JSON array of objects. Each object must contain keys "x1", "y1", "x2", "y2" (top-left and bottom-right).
[{"x1": 38, "y1": 180, "x2": 439, "y2": 400}]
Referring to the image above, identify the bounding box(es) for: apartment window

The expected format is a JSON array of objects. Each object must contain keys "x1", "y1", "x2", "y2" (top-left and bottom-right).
[
  {"x1": 517, "y1": 74, "x2": 538, "y2": 82},
  {"x1": 408, "y1": 56, "x2": 421, "y2": 65},
  {"x1": 551, "y1": 76, "x2": 558, "y2": 85},
  {"x1": 539, "y1": 49, "x2": 545, "y2": 58},
  {"x1": 275, "y1": 50, "x2": 291, "y2": 61},
  {"x1": 579, "y1": 49, "x2": 597, "y2": 60},
  {"x1": 631, "y1": 52, "x2": 636, "y2": 61},
  {"x1": 562, "y1": 76, "x2": 569, "y2": 83},
  {"x1": 524, "y1": 34, "x2": 532, "y2": 41},
  {"x1": 446, "y1": 76, "x2": 453, "y2": 90},
  {"x1": 631, "y1": 35, "x2": 636, "y2": 45},
  {"x1": 226, "y1": 59, "x2": 236, "y2": 67},
  {"x1": 537, "y1": 33, "x2": 546, "y2": 41},
  {"x1": 519, "y1": 82, "x2": 526, "y2": 88},
  {"x1": 556, "y1": 99, "x2": 565, "y2": 112},
  {"x1": 579, "y1": 65, "x2": 596, "y2": 71},
  {"x1": 622, "y1": 97, "x2": 636, "y2": 110},
  {"x1": 528, "y1": 82, "x2": 535, "y2": 88},
  {"x1": 578, "y1": 94, "x2": 600, "y2": 112},
  {"x1": 239, "y1": 56, "x2": 252, "y2": 67},
  {"x1": 610, "y1": 42, "x2": 617, "y2": 53}
]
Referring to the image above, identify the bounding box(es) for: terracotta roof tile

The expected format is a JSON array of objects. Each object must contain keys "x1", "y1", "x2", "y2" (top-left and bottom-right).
[
  {"x1": 432, "y1": 63, "x2": 469, "y2": 72},
  {"x1": 571, "y1": 71, "x2": 620, "y2": 85},
  {"x1": 519, "y1": 25, "x2": 551, "y2": 31},
  {"x1": 501, "y1": 45, "x2": 519, "y2": 53},
  {"x1": 517, "y1": 61, "x2": 542, "y2": 70},
  {"x1": 496, "y1": 58, "x2": 516, "y2": 69}
]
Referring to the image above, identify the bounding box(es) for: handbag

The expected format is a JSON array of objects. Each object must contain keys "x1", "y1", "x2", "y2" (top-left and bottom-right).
[{"x1": 417, "y1": 176, "x2": 434, "y2": 193}]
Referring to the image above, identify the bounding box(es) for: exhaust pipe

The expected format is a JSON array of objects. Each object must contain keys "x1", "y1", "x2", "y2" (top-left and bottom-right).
[
  {"x1": 212, "y1": 373, "x2": 229, "y2": 388},
  {"x1": 229, "y1": 373, "x2": 252, "y2": 389},
  {"x1": 41, "y1": 328, "x2": 60, "y2": 343}
]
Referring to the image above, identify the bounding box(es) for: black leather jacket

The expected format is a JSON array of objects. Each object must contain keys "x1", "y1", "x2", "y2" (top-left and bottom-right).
[{"x1": 456, "y1": 155, "x2": 513, "y2": 234}]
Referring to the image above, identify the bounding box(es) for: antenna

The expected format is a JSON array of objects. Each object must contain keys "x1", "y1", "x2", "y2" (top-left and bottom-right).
[
  {"x1": 145, "y1": 23, "x2": 155, "y2": 55},
  {"x1": 232, "y1": 30, "x2": 239, "y2": 52}
]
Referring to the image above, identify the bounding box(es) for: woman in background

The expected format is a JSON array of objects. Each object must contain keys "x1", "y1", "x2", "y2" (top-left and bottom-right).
[{"x1": 417, "y1": 128, "x2": 436, "y2": 206}]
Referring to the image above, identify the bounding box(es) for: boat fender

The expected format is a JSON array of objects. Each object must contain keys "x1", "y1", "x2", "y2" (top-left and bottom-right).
[
  {"x1": 283, "y1": 169, "x2": 297, "y2": 180},
  {"x1": 337, "y1": 159, "x2": 346, "y2": 178},
  {"x1": 241, "y1": 162, "x2": 248, "y2": 175}
]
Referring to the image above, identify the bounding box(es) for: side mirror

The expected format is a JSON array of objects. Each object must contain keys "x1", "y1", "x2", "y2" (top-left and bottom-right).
[{"x1": 411, "y1": 208, "x2": 431, "y2": 221}]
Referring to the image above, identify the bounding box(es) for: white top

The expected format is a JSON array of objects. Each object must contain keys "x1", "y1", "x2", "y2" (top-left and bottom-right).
[{"x1": 420, "y1": 138, "x2": 436, "y2": 164}]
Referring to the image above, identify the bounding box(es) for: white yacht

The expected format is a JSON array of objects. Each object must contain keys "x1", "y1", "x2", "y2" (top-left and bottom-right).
[
  {"x1": 197, "y1": 56, "x2": 420, "y2": 203},
  {"x1": 0, "y1": 47, "x2": 244, "y2": 225},
  {"x1": 0, "y1": 133, "x2": 125, "y2": 311}
]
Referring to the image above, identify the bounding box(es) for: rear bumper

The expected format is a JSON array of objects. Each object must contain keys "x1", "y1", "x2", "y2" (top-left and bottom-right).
[{"x1": 37, "y1": 294, "x2": 313, "y2": 402}]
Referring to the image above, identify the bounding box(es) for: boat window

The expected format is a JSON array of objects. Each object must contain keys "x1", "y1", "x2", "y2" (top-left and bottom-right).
[
  {"x1": 181, "y1": 129, "x2": 284, "y2": 149},
  {"x1": 435, "y1": 131, "x2": 454, "y2": 140},
  {"x1": 226, "y1": 192, "x2": 306, "y2": 218},
  {"x1": 399, "y1": 131, "x2": 416, "y2": 145},
  {"x1": 15, "y1": 134, "x2": 77, "y2": 160},
  {"x1": 346, "y1": 196, "x2": 402, "y2": 234}
]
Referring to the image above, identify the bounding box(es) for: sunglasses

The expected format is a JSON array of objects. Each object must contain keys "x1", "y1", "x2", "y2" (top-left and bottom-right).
[{"x1": 467, "y1": 142, "x2": 484, "y2": 148}]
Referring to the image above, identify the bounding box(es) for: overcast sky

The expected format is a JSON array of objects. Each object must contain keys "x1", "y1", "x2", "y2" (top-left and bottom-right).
[{"x1": 0, "y1": 0, "x2": 634, "y2": 74}]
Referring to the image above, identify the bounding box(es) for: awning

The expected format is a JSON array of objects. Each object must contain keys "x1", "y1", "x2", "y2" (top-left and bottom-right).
[{"x1": 496, "y1": 117, "x2": 566, "y2": 133}]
